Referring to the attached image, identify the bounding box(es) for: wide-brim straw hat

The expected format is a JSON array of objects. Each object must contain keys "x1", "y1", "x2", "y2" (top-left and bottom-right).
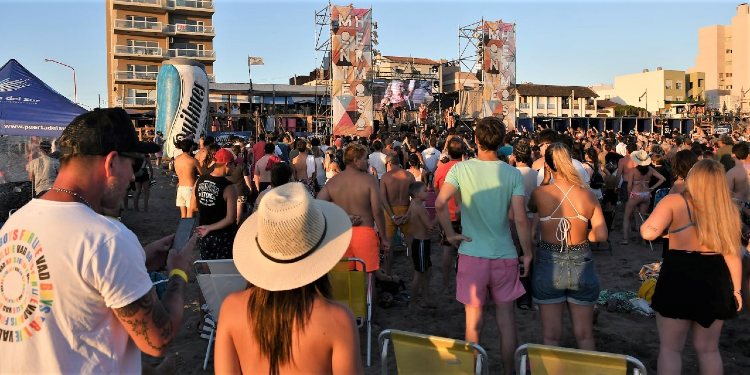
[
  {"x1": 631, "y1": 150, "x2": 652, "y2": 166},
  {"x1": 233, "y1": 182, "x2": 352, "y2": 291}
]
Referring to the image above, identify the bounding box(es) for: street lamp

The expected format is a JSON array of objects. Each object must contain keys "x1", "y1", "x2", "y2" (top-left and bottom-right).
[{"x1": 44, "y1": 58, "x2": 77, "y2": 103}]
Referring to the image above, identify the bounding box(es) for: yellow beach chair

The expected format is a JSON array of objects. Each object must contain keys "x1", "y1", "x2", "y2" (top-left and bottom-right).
[
  {"x1": 514, "y1": 343, "x2": 647, "y2": 375},
  {"x1": 329, "y1": 257, "x2": 373, "y2": 366},
  {"x1": 378, "y1": 329, "x2": 488, "y2": 375}
]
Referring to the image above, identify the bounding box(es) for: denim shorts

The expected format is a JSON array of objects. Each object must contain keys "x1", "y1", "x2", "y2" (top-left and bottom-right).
[{"x1": 532, "y1": 241, "x2": 600, "y2": 306}]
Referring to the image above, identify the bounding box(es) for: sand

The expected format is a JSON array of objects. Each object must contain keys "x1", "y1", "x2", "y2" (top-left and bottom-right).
[{"x1": 123, "y1": 169, "x2": 750, "y2": 374}]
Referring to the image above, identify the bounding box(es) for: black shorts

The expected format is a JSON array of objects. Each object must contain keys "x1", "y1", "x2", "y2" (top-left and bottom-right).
[
  {"x1": 197, "y1": 229, "x2": 236, "y2": 260},
  {"x1": 135, "y1": 171, "x2": 150, "y2": 183},
  {"x1": 603, "y1": 189, "x2": 618, "y2": 206},
  {"x1": 411, "y1": 238, "x2": 432, "y2": 273},
  {"x1": 440, "y1": 220, "x2": 462, "y2": 246}
]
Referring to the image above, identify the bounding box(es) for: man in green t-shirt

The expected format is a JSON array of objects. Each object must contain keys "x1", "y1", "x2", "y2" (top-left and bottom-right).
[{"x1": 436, "y1": 117, "x2": 533, "y2": 374}]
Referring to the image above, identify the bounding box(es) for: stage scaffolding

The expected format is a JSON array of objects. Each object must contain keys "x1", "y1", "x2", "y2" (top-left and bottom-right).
[
  {"x1": 457, "y1": 19, "x2": 484, "y2": 120},
  {"x1": 314, "y1": 2, "x2": 332, "y2": 134}
]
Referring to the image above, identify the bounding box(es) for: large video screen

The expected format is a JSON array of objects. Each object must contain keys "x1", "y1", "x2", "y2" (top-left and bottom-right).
[{"x1": 373, "y1": 79, "x2": 433, "y2": 111}]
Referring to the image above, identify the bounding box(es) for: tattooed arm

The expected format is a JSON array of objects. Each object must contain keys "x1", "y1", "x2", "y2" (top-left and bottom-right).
[{"x1": 114, "y1": 235, "x2": 195, "y2": 357}]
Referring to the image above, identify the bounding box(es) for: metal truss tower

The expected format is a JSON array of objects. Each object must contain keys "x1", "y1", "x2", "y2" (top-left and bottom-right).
[
  {"x1": 314, "y1": 2, "x2": 332, "y2": 135},
  {"x1": 457, "y1": 19, "x2": 484, "y2": 119}
]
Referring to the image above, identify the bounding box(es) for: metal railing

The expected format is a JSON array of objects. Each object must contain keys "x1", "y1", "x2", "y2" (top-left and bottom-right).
[
  {"x1": 167, "y1": 0, "x2": 213, "y2": 10},
  {"x1": 113, "y1": 0, "x2": 160, "y2": 6},
  {"x1": 115, "y1": 71, "x2": 159, "y2": 81},
  {"x1": 114, "y1": 45, "x2": 163, "y2": 57},
  {"x1": 164, "y1": 24, "x2": 214, "y2": 35},
  {"x1": 547, "y1": 103, "x2": 556, "y2": 109},
  {"x1": 114, "y1": 19, "x2": 163, "y2": 31},
  {"x1": 167, "y1": 49, "x2": 215, "y2": 58},
  {"x1": 519, "y1": 103, "x2": 529, "y2": 109},
  {"x1": 119, "y1": 97, "x2": 156, "y2": 107}
]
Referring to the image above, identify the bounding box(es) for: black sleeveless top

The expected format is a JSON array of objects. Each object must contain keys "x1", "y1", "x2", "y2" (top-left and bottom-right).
[{"x1": 196, "y1": 174, "x2": 234, "y2": 229}]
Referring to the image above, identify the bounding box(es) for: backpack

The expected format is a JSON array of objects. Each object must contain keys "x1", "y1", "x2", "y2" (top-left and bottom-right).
[{"x1": 587, "y1": 163, "x2": 605, "y2": 189}]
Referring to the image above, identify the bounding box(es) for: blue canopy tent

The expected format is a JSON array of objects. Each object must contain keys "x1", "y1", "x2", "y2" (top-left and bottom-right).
[{"x1": 0, "y1": 59, "x2": 85, "y2": 137}]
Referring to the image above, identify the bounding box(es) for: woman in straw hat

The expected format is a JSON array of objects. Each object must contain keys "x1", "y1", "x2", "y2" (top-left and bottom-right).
[
  {"x1": 214, "y1": 182, "x2": 362, "y2": 375},
  {"x1": 620, "y1": 149, "x2": 665, "y2": 245},
  {"x1": 528, "y1": 143, "x2": 608, "y2": 350},
  {"x1": 641, "y1": 159, "x2": 742, "y2": 375}
]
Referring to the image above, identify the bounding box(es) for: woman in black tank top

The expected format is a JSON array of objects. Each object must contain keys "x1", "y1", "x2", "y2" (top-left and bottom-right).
[{"x1": 195, "y1": 149, "x2": 239, "y2": 260}]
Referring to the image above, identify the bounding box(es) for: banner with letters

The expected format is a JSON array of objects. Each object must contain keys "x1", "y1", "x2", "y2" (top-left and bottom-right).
[
  {"x1": 481, "y1": 21, "x2": 516, "y2": 130},
  {"x1": 331, "y1": 5, "x2": 373, "y2": 136}
]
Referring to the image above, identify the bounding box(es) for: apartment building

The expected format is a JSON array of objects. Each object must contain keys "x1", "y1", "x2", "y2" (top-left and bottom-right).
[
  {"x1": 105, "y1": 0, "x2": 215, "y2": 111},
  {"x1": 592, "y1": 69, "x2": 705, "y2": 113},
  {"x1": 692, "y1": 3, "x2": 750, "y2": 112}
]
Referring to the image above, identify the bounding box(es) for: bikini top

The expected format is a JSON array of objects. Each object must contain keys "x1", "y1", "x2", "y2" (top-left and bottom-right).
[
  {"x1": 668, "y1": 194, "x2": 695, "y2": 234},
  {"x1": 539, "y1": 184, "x2": 589, "y2": 251}
]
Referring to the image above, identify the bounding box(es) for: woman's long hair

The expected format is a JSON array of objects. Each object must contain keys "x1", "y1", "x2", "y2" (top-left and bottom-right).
[
  {"x1": 247, "y1": 275, "x2": 332, "y2": 375},
  {"x1": 545, "y1": 143, "x2": 585, "y2": 188},
  {"x1": 685, "y1": 159, "x2": 741, "y2": 256}
]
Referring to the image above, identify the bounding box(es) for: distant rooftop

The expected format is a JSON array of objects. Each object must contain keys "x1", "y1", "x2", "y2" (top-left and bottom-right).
[
  {"x1": 518, "y1": 84, "x2": 598, "y2": 98},
  {"x1": 381, "y1": 55, "x2": 439, "y2": 66}
]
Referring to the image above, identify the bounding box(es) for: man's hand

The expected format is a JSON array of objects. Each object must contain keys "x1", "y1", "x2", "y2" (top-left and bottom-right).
[
  {"x1": 144, "y1": 234, "x2": 174, "y2": 272},
  {"x1": 195, "y1": 225, "x2": 211, "y2": 238},
  {"x1": 447, "y1": 233, "x2": 471, "y2": 249},
  {"x1": 381, "y1": 240, "x2": 391, "y2": 255},
  {"x1": 167, "y1": 234, "x2": 196, "y2": 275},
  {"x1": 519, "y1": 254, "x2": 532, "y2": 278}
]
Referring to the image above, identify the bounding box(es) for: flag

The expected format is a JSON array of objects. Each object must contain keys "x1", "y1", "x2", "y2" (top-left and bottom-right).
[{"x1": 247, "y1": 56, "x2": 264, "y2": 66}]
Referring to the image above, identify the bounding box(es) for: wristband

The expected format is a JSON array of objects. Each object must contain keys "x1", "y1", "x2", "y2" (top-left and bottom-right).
[{"x1": 169, "y1": 269, "x2": 189, "y2": 283}]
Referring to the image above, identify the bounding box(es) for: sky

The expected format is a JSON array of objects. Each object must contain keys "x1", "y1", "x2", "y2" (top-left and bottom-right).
[{"x1": 0, "y1": 0, "x2": 743, "y2": 109}]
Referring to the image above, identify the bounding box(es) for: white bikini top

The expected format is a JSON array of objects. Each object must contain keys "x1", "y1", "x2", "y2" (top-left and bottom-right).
[{"x1": 539, "y1": 184, "x2": 589, "y2": 251}]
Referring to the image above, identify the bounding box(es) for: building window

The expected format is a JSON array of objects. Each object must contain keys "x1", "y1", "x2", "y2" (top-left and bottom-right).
[
  {"x1": 727, "y1": 85, "x2": 733, "y2": 90},
  {"x1": 726, "y1": 49, "x2": 733, "y2": 54},
  {"x1": 666, "y1": 96, "x2": 673, "y2": 101},
  {"x1": 605, "y1": 95, "x2": 610, "y2": 99},
  {"x1": 719, "y1": 73, "x2": 724, "y2": 80},
  {"x1": 665, "y1": 80, "x2": 673, "y2": 89},
  {"x1": 675, "y1": 81, "x2": 683, "y2": 90},
  {"x1": 698, "y1": 79, "x2": 704, "y2": 87},
  {"x1": 676, "y1": 96, "x2": 683, "y2": 101},
  {"x1": 726, "y1": 73, "x2": 733, "y2": 78}
]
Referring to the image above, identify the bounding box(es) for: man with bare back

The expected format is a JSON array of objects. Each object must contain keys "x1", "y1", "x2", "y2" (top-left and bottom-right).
[
  {"x1": 318, "y1": 143, "x2": 389, "y2": 272},
  {"x1": 174, "y1": 138, "x2": 200, "y2": 218},
  {"x1": 380, "y1": 153, "x2": 415, "y2": 273}
]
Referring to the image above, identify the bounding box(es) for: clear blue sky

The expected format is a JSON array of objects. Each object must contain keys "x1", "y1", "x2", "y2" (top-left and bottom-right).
[{"x1": 0, "y1": 0, "x2": 741, "y2": 109}]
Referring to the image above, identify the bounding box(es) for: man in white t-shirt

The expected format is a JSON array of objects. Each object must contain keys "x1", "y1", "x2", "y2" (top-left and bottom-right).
[
  {"x1": 368, "y1": 139, "x2": 387, "y2": 179},
  {"x1": 0, "y1": 108, "x2": 194, "y2": 373},
  {"x1": 421, "y1": 137, "x2": 440, "y2": 173}
]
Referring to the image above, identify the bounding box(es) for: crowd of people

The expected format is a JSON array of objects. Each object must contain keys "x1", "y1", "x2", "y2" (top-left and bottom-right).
[{"x1": 1, "y1": 107, "x2": 748, "y2": 374}]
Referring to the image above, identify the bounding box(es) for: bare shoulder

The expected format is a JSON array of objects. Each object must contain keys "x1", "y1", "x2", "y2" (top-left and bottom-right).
[
  {"x1": 222, "y1": 289, "x2": 251, "y2": 312},
  {"x1": 318, "y1": 298, "x2": 356, "y2": 326}
]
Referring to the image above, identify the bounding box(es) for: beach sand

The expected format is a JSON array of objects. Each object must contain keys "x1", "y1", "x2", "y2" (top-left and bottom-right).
[{"x1": 120, "y1": 169, "x2": 750, "y2": 374}]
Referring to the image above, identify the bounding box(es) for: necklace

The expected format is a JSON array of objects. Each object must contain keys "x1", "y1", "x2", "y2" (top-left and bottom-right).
[{"x1": 51, "y1": 187, "x2": 91, "y2": 208}]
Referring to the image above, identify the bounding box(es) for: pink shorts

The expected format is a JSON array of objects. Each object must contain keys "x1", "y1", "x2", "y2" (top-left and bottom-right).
[{"x1": 456, "y1": 254, "x2": 525, "y2": 306}]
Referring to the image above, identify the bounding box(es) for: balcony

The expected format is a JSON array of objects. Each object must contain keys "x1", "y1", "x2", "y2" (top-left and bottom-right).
[
  {"x1": 167, "y1": 48, "x2": 215, "y2": 60},
  {"x1": 547, "y1": 103, "x2": 556, "y2": 109},
  {"x1": 167, "y1": 0, "x2": 214, "y2": 14},
  {"x1": 113, "y1": 19, "x2": 163, "y2": 35},
  {"x1": 164, "y1": 23, "x2": 214, "y2": 37},
  {"x1": 519, "y1": 103, "x2": 529, "y2": 109},
  {"x1": 119, "y1": 97, "x2": 156, "y2": 107},
  {"x1": 207, "y1": 74, "x2": 215, "y2": 82},
  {"x1": 113, "y1": 45, "x2": 164, "y2": 59},
  {"x1": 114, "y1": 71, "x2": 159, "y2": 82},
  {"x1": 112, "y1": 0, "x2": 162, "y2": 11},
  {"x1": 585, "y1": 105, "x2": 595, "y2": 110}
]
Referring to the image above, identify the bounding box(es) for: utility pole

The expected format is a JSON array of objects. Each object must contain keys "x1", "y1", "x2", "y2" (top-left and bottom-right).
[{"x1": 44, "y1": 58, "x2": 77, "y2": 103}]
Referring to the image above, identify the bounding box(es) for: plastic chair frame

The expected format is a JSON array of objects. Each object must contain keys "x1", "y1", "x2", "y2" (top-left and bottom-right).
[
  {"x1": 332, "y1": 257, "x2": 374, "y2": 367},
  {"x1": 193, "y1": 259, "x2": 243, "y2": 371},
  {"x1": 378, "y1": 329, "x2": 489, "y2": 375},
  {"x1": 514, "y1": 343, "x2": 647, "y2": 375}
]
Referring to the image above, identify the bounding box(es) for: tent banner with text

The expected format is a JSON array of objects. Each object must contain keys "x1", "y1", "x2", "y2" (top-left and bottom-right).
[{"x1": 331, "y1": 5, "x2": 373, "y2": 136}]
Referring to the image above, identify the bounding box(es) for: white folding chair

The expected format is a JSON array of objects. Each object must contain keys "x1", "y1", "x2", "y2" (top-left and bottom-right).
[{"x1": 194, "y1": 259, "x2": 247, "y2": 370}]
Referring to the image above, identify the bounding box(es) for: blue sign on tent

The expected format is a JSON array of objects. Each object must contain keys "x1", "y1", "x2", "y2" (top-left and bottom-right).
[{"x1": 0, "y1": 59, "x2": 86, "y2": 137}]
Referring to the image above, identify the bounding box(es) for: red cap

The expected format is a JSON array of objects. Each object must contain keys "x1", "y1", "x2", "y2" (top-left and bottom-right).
[{"x1": 213, "y1": 148, "x2": 235, "y2": 164}]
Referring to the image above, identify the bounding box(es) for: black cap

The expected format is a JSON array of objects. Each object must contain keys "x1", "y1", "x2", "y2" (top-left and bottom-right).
[{"x1": 57, "y1": 108, "x2": 160, "y2": 156}]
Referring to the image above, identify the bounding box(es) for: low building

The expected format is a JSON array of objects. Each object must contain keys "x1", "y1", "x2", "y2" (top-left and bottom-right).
[
  {"x1": 592, "y1": 69, "x2": 706, "y2": 114},
  {"x1": 516, "y1": 84, "x2": 599, "y2": 119}
]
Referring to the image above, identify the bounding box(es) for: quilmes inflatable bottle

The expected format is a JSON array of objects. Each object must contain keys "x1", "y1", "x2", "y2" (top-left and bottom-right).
[{"x1": 155, "y1": 58, "x2": 209, "y2": 158}]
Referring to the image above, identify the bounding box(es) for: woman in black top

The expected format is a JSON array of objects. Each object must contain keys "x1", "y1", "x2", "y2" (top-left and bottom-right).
[{"x1": 194, "y1": 148, "x2": 238, "y2": 260}]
